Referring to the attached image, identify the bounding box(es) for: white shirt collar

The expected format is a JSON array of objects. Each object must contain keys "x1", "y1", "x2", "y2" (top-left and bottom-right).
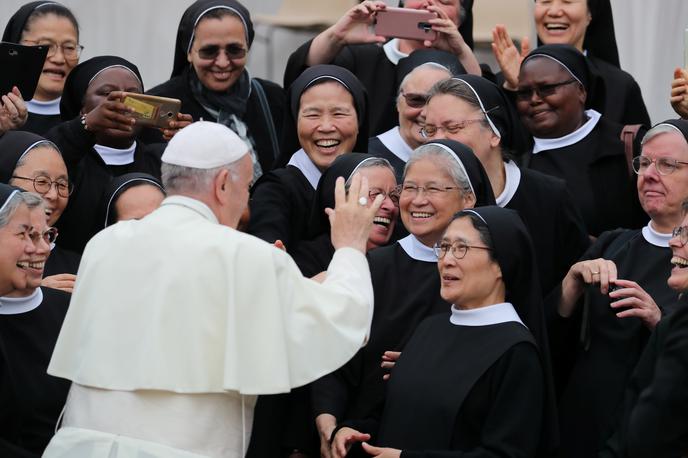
[
  {"x1": 642, "y1": 221, "x2": 672, "y2": 248},
  {"x1": 377, "y1": 126, "x2": 413, "y2": 163},
  {"x1": 495, "y1": 160, "x2": 521, "y2": 207},
  {"x1": 160, "y1": 195, "x2": 218, "y2": 224},
  {"x1": 94, "y1": 142, "x2": 137, "y2": 166},
  {"x1": 383, "y1": 39, "x2": 408, "y2": 66},
  {"x1": 0, "y1": 288, "x2": 43, "y2": 315},
  {"x1": 398, "y1": 234, "x2": 437, "y2": 263},
  {"x1": 287, "y1": 148, "x2": 321, "y2": 190},
  {"x1": 449, "y1": 302, "x2": 525, "y2": 327},
  {"x1": 532, "y1": 109, "x2": 601, "y2": 155},
  {"x1": 26, "y1": 97, "x2": 61, "y2": 116}
]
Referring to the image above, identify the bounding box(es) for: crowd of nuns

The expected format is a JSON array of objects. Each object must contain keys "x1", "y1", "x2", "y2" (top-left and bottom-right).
[{"x1": 3, "y1": 0, "x2": 688, "y2": 457}]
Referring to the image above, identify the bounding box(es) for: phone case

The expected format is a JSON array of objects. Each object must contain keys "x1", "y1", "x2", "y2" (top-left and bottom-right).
[
  {"x1": 121, "y1": 93, "x2": 182, "y2": 128},
  {"x1": 0, "y1": 42, "x2": 49, "y2": 98},
  {"x1": 373, "y1": 7, "x2": 437, "y2": 42}
]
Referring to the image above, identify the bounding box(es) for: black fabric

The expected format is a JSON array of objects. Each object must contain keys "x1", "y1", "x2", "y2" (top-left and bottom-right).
[
  {"x1": 277, "y1": 65, "x2": 369, "y2": 168},
  {"x1": 582, "y1": 0, "x2": 619, "y2": 68},
  {"x1": 146, "y1": 69, "x2": 285, "y2": 172},
  {"x1": 44, "y1": 245, "x2": 80, "y2": 277},
  {"x1": 22, "y1": 114, "x2": 61, "y2": 136},
  {"x1": 0, "y1": 130, "x2": 57, "y2": 183},
  {"x1": 2, "y1": 1, "x2": 59, "y2": 43},
  {"x1": 60, "y1": 56, "x2": 143, "y2": 121},
  {"x1": 0, "y1": 183, "x2": 19, "y2": 209},
  {"x1": 0, "y1": 287, "x2": 70, "y2": 457},
  {"x1": 170, "y1": 0, "x2": 254, "y2": 79},
  {"x1": 102, "y1": 172, "x2": 163, "y2": 228},
  {"x1": 656, "y1": 118, "x2": 688, "y2": 142},
  {"x1": 549, "y1": 229, "x2": 679, "y2": 458},
  {"x1": 368, "y1": 137, "x2": 406, "y2": 182}
]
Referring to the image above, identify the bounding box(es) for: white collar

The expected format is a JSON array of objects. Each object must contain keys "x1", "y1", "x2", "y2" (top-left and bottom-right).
[
  {"x1": 160, "y1": 195, "x2": 218, "y2": 224},
  {"x1": 26, "y1": 97, "x2": 61, "y2": 116},
  {"x1": 532, "y1": 109, "x2": 601, "y2": 155},
  {"x1": 94, "y1": 142, "x2": 137, "y2": 166},
  {"x1": 495, "y1": 160, "x2": 521, "y2": 207},
  {"x1": 287, "y1": 148, "x2": 321, "y2": 190},
  {"x1": 383, "y1": 39, "x2": 408, "y2": 66},
  {"x1": 377, "y1": 126, "x2": 413, "y2": 163},
  {"x1": 398, "y1": 234, "x2": 437, "y2": 263},
  {"x1": 449, "y1": 302, "x2": 525, "y2": 327},
  {"x1": 642, "y1": 221, "x2": 672, "y2": 248},
  {"x1": 0, "y1": 288, "x2": 43, "y2": 315}
]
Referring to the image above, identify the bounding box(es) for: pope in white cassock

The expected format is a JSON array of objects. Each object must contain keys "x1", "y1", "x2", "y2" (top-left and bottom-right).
[{"x1": 42, "y1": 122, "x2": 383, "y2": 458}]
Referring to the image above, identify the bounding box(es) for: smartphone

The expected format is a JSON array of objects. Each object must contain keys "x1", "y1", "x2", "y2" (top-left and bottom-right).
[
  {"x1": 374, "y1": 7, "x2": 438, "y2": 42},
  {"x1": 121, "y1": 93, "x2": 181, "y2": 128},
  {"x1": 0, "y1": 42, "x2": 49, "y2": 98}
]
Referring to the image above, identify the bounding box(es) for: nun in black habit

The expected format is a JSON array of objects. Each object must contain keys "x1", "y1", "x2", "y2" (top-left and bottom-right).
[
  {"x1": 332, "y1": 206, "x2": 558, "y2": 457},
  {"x1": 43, "y1": 55, "x2": 164, "y2": 253},
  {"x1": 248, "y1": 65, "x2": 368, "y2": 252},
  {"x1": 423, "y1": 74, "x2": 589, "y2": 294},
  {"x1": 516, "y1": 44, "x2": 647, "y2": 237},
  {"x1": 311, "y1": 140, "x2": 496, "y2": 456},
  {"x1": 102, "y1": 172, "x2": 165, "y2": 228},
  {"x1": 146, "y1": 0, "x2": 284, "y2": 174},
  {"x1": 548, "y1": 120, "x2": 688, "y2": 457},
  {"x1": 0, "y1": 131, "x2": 81, "y2": 283}
]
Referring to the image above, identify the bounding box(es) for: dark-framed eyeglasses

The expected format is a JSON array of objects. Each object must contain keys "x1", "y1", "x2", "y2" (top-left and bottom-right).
[
  {"x1": 420, "y1": 119, "x2": 485, "y2": 138},
  {"x1": 196, "y1": 44, "x2": 247, "y2": 61},
  {"x1": 400, "y1": 91, "x2": 429, "y2": 109},
  {"x1": 11, "y1": 175, "x2": 73, "y2": 198},
  {"x1": 672, "y1": 225, "x2": 688, "y2": 247},
  {"x1": 369, "y1": 187, "x2": 400, "y2": 206},
  {"x1": 515, "y1": 79, "x2": 578, "y2": 101},
  {"x1": 433, "y1": 241, "x2": 492, "y2": 260},
  {"x1": 395, "y1": 183, "x2": 462, "y2": 197},
  {"x1": 632, "y1": 156, "x2": 688, "y2": 176},
  {"x1": 22, "y1": 39, "x2": 84, "y2": 60}
]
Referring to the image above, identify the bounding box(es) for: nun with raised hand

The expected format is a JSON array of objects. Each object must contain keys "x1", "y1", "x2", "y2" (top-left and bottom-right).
[
  {"x1": 102, "y1": 173, "x2": 165, "y2": 228},
  {"x1": 491, "y1": 0, "x2": 650, "y2": 127},
  {"x1": 422, "y1": 74, "x2": 589, "y2": 294},
  {"x1": 3, "y1": 1, "x2": 82, "y2": 135},
  {"x1": 312, "y1": 139, "x2": 495, "y2": 456},
  {"x1": 0, "y1": 191, "x2": 72, "y2": 457},
  {"x1": 146, "y1": 0, "x2": 284, "y2": 175},
  {"x1": 0, "y1": 185, "x2": 36, "y2": 297},
  {"x1": 516, "y1": 44, "x2": 647, "y2": 237},
  {"x1": 332, "y1": 206, "x2": 558, "y2": 458},
  {"x1": 0, "y1": 130, "x2": 80, "y2": 293},
  {"x1": 248, "y1": 65, "x2": 368, "y2": 252},
  {"x1": 43, "y1": 56, "x2": 166, "y2": 253}
]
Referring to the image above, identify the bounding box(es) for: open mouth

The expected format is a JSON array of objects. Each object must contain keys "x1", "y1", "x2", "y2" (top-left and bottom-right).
[
  {"x1": 671, "y1": 256, "x2": 688, "y2": 269},
  {"x1": 544, "y1": 23, "x2": 569, "y2": 32},
  {"x1": 315, "y1": 139, "x2": 341, "y2": 150},
  {"x1": 17, "y1": 261, "x2": 45, "y2": 270},
  {"x1": 373, "y1": 216, "x2": 391, "y2": 227},
  {"x1": 410, "y1": 211, "x2": 433, "y2": 219},
  {"x1": 43, "y1": 68, "x2": 66, "y2": 78}
]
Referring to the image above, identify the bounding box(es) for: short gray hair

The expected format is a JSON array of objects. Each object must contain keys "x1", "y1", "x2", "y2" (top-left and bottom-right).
[
  {"x1": 641, "y1": 123, "x2": 686, "y2": 146},
  {"x1": 0, "y1": 192, "x2": 44, "y2": 229},
  {"x1": 344, "y1": 157, "x2": 395, "y2": 188},
  {"x1": 403, "y1": 144, "x2": 475, "y2": 199},
  {"x1": 398, "y1": 63, "x2": 453, "y2": 99},
  {"x1": 161, "y1": 159, "x2": 243, "y2": 194}
]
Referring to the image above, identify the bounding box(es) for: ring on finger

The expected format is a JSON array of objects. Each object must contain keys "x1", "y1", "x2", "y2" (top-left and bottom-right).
[{"x1": 358, "y1": 196, "x2": 368, "y2": 206}]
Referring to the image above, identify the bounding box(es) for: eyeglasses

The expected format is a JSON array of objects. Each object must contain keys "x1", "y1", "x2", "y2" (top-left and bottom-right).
[
  {"x1": 396, "y1": 183, "x2": 462, "y2": 197},
  {"x1": 433, "y1": 241, "x2": 492, "y2": 260},
  {"x1": 672, "y1": 225, "x2": 688, "y2": 246},
  {"x1": 196, "y1": 44, "x2": 247, "y2": 61},
  {"x1": 515, "y1": 79, "x2": 578, "y2": 101},
  {"x1": 11, "y1": 175, "x2": 73, "y2": 198},
  {"x1": 632, "y1": 156, "x2": 688, "y2": 176},
  {"x1": 420, "y1": 119, "x2": 485, "y2": 138},
  {"x1": 22, "y1": 39, "x2": 84, "y2": 60},
  {"x1": 369, "y1": 187, "x2": 400, "y2": 206},
  {"x1": 20, "y1": 226, "x2": 58, "y2": 246},
  {"x1": 400, "y1": 91, "x2": 429, "y2": 109}
]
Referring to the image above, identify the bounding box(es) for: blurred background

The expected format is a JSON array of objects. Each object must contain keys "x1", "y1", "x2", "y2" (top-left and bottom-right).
[{"x1": 1, "y1": 0, "x2": 686, "y2": 123}]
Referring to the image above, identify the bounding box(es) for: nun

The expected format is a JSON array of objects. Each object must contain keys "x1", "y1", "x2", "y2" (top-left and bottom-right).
[
  {"x1": 0, "y1": 130, "x2": 80, "y2": 290},
  {"x1": 0, "y1": 185, "x2": 36, "y2": 296},
  {"x1": 44, "y1": 55, "x2": 164, "y2": 253},
  {"x1": 312, "y1": 140, "x2": 495, "y2": 455},
  {"x1": 551, "y1": 119, "x2": 688, "y2": 456},
  {"x1": 423, "y1": 75, "x2": 589, "y2": 294},
  {"x1": 102, "y1": 173, "x2": 165, "y2": 228},
  {"x1": 146, "y1": 0, "x2": 284, "y2": 174},
  {"x1": 516, "y1": 44, "x2": 647, "y2": 237},
  {"x1": 0, "y1": 191, "x2": 71, "y2": 457},
  {"x1": 248, "y1": 65, "x2": 368, "y2": 251},
  {"x1": 332, "y1": 207, "x2": 558, "y2": 457},
  {"x1": 3, "y1": 1, "x2": 82, "y2": 134}
]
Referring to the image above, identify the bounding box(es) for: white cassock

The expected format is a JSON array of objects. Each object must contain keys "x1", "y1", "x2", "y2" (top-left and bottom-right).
[{"x1": 43, "y1": 195, "x2": 374, "y2": 458}]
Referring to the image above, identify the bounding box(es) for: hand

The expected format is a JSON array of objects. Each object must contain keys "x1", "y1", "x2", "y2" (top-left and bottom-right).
[
  {"x1": 381, "y1": 351, "x2": 401, "y2": 381},
  {"x1": 41, "y1": 273, "x2": 77, "y2": 293},
  {"x1": 423, "y1": 2, "x2": 481, "y2": 75},
  {"x1": 491, "y1": 24, "x2": 531, "y2": 90},
  {"x1": 160, "y1": 112, "x2": 193, "y2": 141},
  {"x1": 331, "y1": 427, "x2": 370, "y2": 458},
  {"x1": 671, "y1": 67, "x2": 688, "y2": 119},
  {"x1": 360, "y1": 443, "x2": 401, "y2": 457},
  {"x1": 316, "y1": 413, "x2": 337, "y2": 458},
  {"x1": 609, "y1": 279, "x2": 661, "y2": 329},
  {"x1": 0, "y1": 86, "x2": 28, "y2": 133},
  {"x1": 327, "y1": 173, "x2": 384, "y2": 253},
  {"x1": 82, "y1": 91, "x2": 136, "y2": 134},
  {"x1": 559, "y1": 258, "x2": 618, "y2": 317}
]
